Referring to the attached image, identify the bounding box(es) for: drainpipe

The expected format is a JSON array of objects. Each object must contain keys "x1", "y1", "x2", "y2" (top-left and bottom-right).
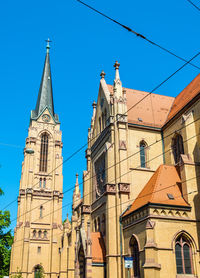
[{"x1": 119, "y1": 205, "x2": 131, "y2": 278}]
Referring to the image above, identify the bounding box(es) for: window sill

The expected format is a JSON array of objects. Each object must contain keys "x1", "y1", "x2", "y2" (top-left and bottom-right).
[
  {"x1": 129, "y1": 167, "x2": 155, "y2": 173},
  {"x1": 176, "y1": 275, "x2": 196, "y2": 278}
]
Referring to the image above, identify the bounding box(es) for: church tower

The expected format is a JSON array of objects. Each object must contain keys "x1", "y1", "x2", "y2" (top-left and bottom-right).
[{"x1": 10, "y1": 41, "x2": 63, "y2": 278}]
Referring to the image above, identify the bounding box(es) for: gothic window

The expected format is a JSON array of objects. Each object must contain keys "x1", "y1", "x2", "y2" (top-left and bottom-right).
[
  {"x1": 43, "y1": 230, "x2": 47, "y2": 239},
  {"x1": 97, "y1": 217, "x2": 101, "y2": 232},
  {"x1": 130, "y1": 236, "x2": 140, "y2": 277},
  {"x1": 34, "y1": 265, "x2": 43, "y2": 278},
  {"x1": 43, "y1": 178, "x2": 46, "y2": 188},
  {"x1": 38, "y1": 230, "x2": 42, "y2": 238},
  {"x1": 172, "y1": 134, "x2": 184, "y2": 164},
  {"x1": 102, "y1": 214, "x2": 106, "y2": 235},
  {"x1": 175, "y1": 235, "x2": 193, "y2": 274},
  {"x1": 94, "y1": 153, "x2": 106, "y2": 197},
  {"x1": 140, "y1": 140, "x2": 147, "y2": 168},
  {"x1": 99, "y1": 117, "x2": 102, "y2": 132},
  {"x1": 33, "y1": 230, "x2": 36, "y2": 238},
  {"x1": 40, "y1": 206, "x2": 43, "y2": 218},
  {"x1": 102, "y1": 113, "x2": 105, "y2": 129},
  {"x1": 39, "y1": 133, "x2": 49, "y2": 172},
  {"x1": 94, "y1": 219, "x2": 97, "y2": 232},
  {"x1": 39, "y1": 178, "x2": 42, "y2": 188},
  {"x1": 104, "y1": 109, "x2": 107, "y2": 127}
]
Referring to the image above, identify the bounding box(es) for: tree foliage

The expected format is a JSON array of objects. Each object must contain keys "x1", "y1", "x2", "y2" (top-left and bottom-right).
[{"x1": 0, "y1": 188, "x2": 13, "y2": 278}]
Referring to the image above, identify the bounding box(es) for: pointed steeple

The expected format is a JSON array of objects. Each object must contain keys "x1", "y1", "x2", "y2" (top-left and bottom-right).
[
  {"x1": 73, "y1": 173, "x2": 81, "y2": 211},
  {"x1": 31, "y1": 39, "x2": 59, "y2": 122}
]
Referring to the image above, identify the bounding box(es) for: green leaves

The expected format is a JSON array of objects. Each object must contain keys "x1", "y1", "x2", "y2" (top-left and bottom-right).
[{"x1": 0, "y1": 187, "x2": 13, "y2": 278}]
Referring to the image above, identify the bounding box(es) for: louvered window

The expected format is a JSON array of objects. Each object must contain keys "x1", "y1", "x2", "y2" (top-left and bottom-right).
[{"x1": 39, "y1": 133, "x2": 49, "y2": 172}]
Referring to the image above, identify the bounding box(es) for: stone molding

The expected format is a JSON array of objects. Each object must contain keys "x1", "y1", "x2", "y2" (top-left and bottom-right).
[
  {"x1": 26, "y1": 137, "x2": 37, "y2": 144},
  {"x1": 104, "y1": 183, "x2": 116, "y2": 194},
  {"x1": 81, "y1": 205, "x2": 91, "y2": 214},
  {"x1": 143, "y1": 258, "x2": 161, "y2": 269},
  {"x1": 118, "y1": 183, "x2": 130, "y2": 194},
  {"x1": 55, "y1": 140, "x2": 63, "y2": 148},
  {"x1": 52, "y1": 223, "x2": 58, "y2": 229},
  {"x1": 119, "y1": 140, "x2": 127, "y2": 150},
  {"x1": 116, "y1": 114, "x2": 127, "y2": 123}
]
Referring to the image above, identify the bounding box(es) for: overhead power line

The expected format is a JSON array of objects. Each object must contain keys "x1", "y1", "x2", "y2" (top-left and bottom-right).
[
  {"x1": 2, "y1": 49, "x2": 200, "y2": 212},
  {"x1": 10, "y1": 117, "x2": 200, "y2": 224},
  {"x1": 186, "y1": 0, "x2": 200, "y2": 12},
  {"x1": 76, "y1": 0, "x2": 200, "y2": 70}
]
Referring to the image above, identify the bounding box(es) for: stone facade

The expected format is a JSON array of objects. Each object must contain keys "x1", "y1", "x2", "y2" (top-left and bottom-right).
[{"x1": 10, "y1": 49, "x2": 200, "y2": 278}]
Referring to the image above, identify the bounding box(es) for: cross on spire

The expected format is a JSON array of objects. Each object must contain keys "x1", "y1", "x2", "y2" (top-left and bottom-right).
[{"x1": 45, "y1": 38, "x2": 52, "y2": 53}]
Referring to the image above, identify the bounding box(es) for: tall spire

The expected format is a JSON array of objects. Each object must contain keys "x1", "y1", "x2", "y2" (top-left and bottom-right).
[{"x1": 31, "y1": 39, "x2": 58, "y2": 122}]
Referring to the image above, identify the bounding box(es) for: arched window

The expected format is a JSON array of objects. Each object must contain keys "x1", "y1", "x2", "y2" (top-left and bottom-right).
[
  {"x1": 34, "y1": 265, "x2": 43, "y2": 278},
  {"x1": 40, "y1": 206, "x2": 43, "y2": 218},
  {"x1": 38, "y1": 230, "x2": 42, "y2": 238},
  {"x1": 172, "y1": 134, "x2": 184, "y2": 164},
  {"x1": 43, "y1": 178, "x2": 46, "y2": 188},
  {"x1": 97, "y1": 217, "x2": 101, "y2": 232},
  {"x1": 39, "y1": 178, "x2": 42, "y2": 188},
  {"x1": 99, "y1": 117, "x2": 102, "y2": 132},
  {"x1": 175, "y1": 235, "x2": 193, "y2": 274},
  {"x1": 102, "y1": 113, "x2": 105, "y2": 129},
  {"x1": 39, "y1": 133, "x2": 49, "y2": 172},
  {"x1": 130, "y1": 236, "x2": 140, "y2": 277},
  {"x1": 43, "y1": 230, "x2": 47, "y2": 239},
  {"x1": 140, "y1": 140, "x2": 147, "y2": 168},
  {"x1": 94, "y1": 219, "x2": 97, "y2": 232},
  {"x1": 33, "y1": 230, "x2": 36, "y2": 238},
  {"x1": 102, "y1": 214, "x2": 106, "y2": 235},
  {"x1": 104, "y1": 109, "x2": 107, "y2": 127}
]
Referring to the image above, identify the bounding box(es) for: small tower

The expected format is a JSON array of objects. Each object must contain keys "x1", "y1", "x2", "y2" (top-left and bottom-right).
[
  {"x1": 72, "y1": 173, "x2": 81, "y2": 213},
  {"x1": 10, "y1": 41, "x2": 63, "y2": 278}
]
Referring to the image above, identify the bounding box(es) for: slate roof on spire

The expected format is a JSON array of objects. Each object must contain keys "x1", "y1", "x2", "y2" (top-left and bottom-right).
[{"x1": 31, "y1": 42, "x2": 59, "y2": 122}]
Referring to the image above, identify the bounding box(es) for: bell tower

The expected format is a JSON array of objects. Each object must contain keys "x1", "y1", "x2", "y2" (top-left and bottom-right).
[{"x1": 10, "y1": 41, "x2": 63, "y2": 278}]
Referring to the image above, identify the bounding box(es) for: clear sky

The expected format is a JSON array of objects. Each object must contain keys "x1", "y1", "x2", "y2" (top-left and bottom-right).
[{"x1": 0, "y1": 0, "x2": 200, "y2": 231}]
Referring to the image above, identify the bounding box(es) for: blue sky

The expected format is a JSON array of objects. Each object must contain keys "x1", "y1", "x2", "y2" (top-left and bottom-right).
[{"x1": 0, "y1": 0, "x2": 200, "y2": 231}]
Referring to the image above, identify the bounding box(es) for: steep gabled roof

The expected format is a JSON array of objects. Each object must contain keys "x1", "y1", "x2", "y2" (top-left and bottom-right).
[
  {"x1": 123, "y1": 165, "x2": 189, "y2": 217},
  {"x1": 91, "y1": 232, "x2": 106, "y2": 263},
  {"x1": 31, "y1": 44, "x2": 59, "y2": 123},
  {"x1": 165, "y1": 73, "x2": 200, "y2": 124},
  {"x1": 107, "y1": 85, "x2": 174, "y2": 128}
]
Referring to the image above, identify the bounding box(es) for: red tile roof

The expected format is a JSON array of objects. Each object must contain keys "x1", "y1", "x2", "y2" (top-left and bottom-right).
[
  {"x1": 123, "y1": 165, "x2": 189, "y2": 217},
  {"x1": 107, "y1": 85, "x2": 174, "y2": 128},
  {"x1": 91, "y1": 232, "x2": 106, "y2": 263},
  {"x1": 165, "y1": 73, "x2": 200, "y2": 124}
]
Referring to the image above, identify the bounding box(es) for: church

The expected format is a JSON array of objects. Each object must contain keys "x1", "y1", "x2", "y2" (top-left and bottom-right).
[{"x1": 9, "y1": 43, "x2": 200, "y2": 278}]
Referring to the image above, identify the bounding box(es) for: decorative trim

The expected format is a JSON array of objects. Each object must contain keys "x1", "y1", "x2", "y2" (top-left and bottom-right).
[
  {"x1": 105, "y1": 183, "x2": 116, "y2": 194},
  {"x1": 82, "y1": 205, "x2": 91, "y2": 214},
  {"x1": 119, "y1": 140, "x2": 127, "y2": 150},
  {"x1": 118, "y1": 183, "x2": 130, "y2": 194}
]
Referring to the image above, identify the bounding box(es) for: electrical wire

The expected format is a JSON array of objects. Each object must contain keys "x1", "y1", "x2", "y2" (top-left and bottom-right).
[
  {"x1": 76, "y1": 0, "x2": 200, "y2": 70},
  {"x1": 186, "y1": 0, "x2": 200, "y2": 12},
  {"x1": 3, "y1": 50, "x2": 200, "y2": 214}
]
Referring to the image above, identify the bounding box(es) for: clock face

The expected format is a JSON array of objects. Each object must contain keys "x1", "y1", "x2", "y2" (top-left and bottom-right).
[
  {"x1": 42, "y1": 114, "x2": 50, "y2": 123},
  {"x1": 94, "y1": 153, "x2": 106, "y2": 197}
]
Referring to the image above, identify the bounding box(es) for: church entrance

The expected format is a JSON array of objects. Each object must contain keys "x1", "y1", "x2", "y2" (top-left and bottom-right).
[{"x1": 78, "y1": 245, "x2": 86, "y2": 278}]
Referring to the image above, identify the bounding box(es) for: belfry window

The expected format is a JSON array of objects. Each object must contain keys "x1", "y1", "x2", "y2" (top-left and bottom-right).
[
  {"x1": 140, "y1": 140, "x2": 147, "y2": 168},
  {"x1": 175, "y1": 235, "x2": 193, "y2": 274},
  {"x1": 172, "y1": 134, "x2": 184, "y2": 164},
  {"x1": 39, "y1": 133, "x2": 49, "y2": 172},
  {"x1": 43, "y1": 178, "x2": 46, "y2": 188}
]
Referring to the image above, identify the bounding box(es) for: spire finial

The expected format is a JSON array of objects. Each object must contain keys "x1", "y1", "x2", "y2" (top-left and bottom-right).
[
  {"x1": 114, "y1": 61, "x2": 120, "y2": 70},
  {"x1": 45, "y1": 38, "x2": 52, "y2": 53},
  {"x1": 114, "y1": 61, "x2": 120, "y2": 81},
  {"x1": 100, "y1": 70, "x2": 106, "y2": 79},
  {"x1": 75, "y1": 173, "x2": 79, "y2": 186}
]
